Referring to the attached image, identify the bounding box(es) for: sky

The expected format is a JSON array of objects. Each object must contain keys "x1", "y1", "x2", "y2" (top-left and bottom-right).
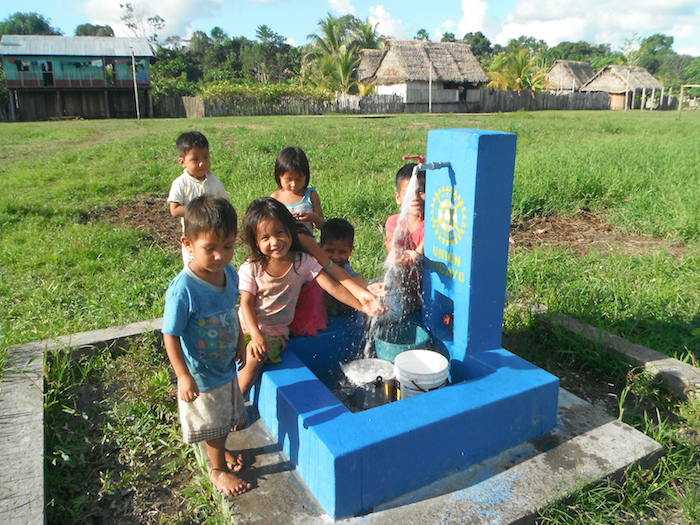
[{"x1": 4, "y1": 0, "x2": 700, "y2": 56}]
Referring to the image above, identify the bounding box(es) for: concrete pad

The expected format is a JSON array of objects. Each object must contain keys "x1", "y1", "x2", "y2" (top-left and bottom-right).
[
  {"x1": 224, "y1": 388, "x2": 662, "y2": 524},
  {"x1": 0, "y1": 319, "x2": 662, "y2": 524}
]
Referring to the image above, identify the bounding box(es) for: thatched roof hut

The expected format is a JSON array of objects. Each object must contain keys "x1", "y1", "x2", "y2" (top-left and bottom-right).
[
  {"x1": 546, "y1": 60, "x2": 594, "y2": 92},
  {"x1": 580, "y1": 65, "x2": 663, "y2": 94},
  {"x1": 357, "y1": 40, "x2": 488, "y2": 87}
]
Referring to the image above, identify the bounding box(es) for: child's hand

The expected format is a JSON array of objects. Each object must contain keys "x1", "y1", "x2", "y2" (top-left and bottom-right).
[
  {"x1": 248, "y1": 335, "x2": 270, "y2": 362},
  {"x1": 294, "y1": 211, "x2": 323, "y2": 228},
  {"x1": 359, "y1": 291, "x2": 388, "y2": 317},
  {"x1": 293, "y1": 211, "x2": 311, "y2": 223},
  {"x1": 399, "y1": 249, "x2": 421, "y2": 266},
  {"x1": 178, "y1": 374, "x2": 200, "y2": 403},
  {"x1": 367, "y1": 281, "x2": 388, "y2": 297}
]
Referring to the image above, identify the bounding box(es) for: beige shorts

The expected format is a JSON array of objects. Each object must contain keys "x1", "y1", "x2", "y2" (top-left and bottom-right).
[{"x1": 178, "y1": 379, "x2": 247, "y2": 444}]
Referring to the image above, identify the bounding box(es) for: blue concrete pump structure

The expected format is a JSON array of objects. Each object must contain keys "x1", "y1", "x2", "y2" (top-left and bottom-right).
[{"x1": 252, "y1": 129, "x2": 560, "y2": 519}]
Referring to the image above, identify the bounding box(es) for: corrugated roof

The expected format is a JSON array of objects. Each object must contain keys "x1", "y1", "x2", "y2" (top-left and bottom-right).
[
  {"x1": 0, "y1": 35, "x2": 153, "y2": 57},
  {"x1": 580, "y1": 65, "x2": 663, "y2": 94},
  {"x1": 358, "y1": 40, "x2": 488, "y2": 86}
]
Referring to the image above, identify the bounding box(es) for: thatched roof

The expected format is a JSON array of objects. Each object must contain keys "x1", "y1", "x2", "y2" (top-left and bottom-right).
[
  {"x1": 580, "y1": 65, "x2": 663, "y2": 94},
  {"x1": 546, "y1": 60, "x2": 594, "y2": 91},
  {"x1": 358, "y1": 40, "x2": 488, "y2": 86}
]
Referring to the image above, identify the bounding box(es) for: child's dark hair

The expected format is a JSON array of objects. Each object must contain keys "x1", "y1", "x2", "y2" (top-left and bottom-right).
[
  {"x1": 184, "y1": 196, "x2": 237, "y2": 241},
  {"x1": 320, "y1": 218, "x2": 355, "y2": 246},
  {"x1": 396, "y1": 162, "x2": 426, "y2": 190},
  {"x1": 242, "y1": 197, "x2": 306, "y2": 269},
  {"x1": 274, "y1": 147, "x2": 310, "y2": 188},
  {"x1": 176, "y1": 131, "x2": 209, "y2": 157}
]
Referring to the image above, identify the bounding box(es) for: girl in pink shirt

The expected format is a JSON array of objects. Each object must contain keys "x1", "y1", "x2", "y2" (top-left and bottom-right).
[{"x1": 237, "y1": 197, "x2": 363, "y2": 396}]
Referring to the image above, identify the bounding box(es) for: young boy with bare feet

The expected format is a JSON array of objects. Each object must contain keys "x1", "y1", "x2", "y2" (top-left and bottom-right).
[{"x1": 162, "y1": 195, "x2": 251, "y2": 497}]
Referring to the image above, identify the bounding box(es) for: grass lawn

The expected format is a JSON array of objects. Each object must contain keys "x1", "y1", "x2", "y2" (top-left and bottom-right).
[{"x1": 2, "y1": 110, "x2": 700, "y2": 523}]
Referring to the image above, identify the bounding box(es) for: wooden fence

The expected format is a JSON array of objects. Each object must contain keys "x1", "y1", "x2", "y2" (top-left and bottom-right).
[
  {"x1": 154, "y1": 91, "x2": 612, "y2": 118},
  {"x1": 477, "y1": 90, "x2": 611, "y2": 112},
  {"x1": 154, "y1": 94, "x2": 404, "y2": 118}
]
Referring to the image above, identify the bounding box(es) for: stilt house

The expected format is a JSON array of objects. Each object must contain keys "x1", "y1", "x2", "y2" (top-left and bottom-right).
[
  {"x1": 0, "y1": 35, "x2": 153, "y2": 121},
  {"x1": 546, "y1": 60, "x2": 594, "y2": 93},
  {"x1": 580, "y1": 65, "x2": 664, "y2": 110},
  {"x1": 357, "y1": 40, "x2": 489, "y2": 112}
]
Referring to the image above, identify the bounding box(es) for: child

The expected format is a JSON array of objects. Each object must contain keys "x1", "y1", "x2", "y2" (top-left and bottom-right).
[
  {"x1": 375, "y1": 163, "x2": 427, "y2": 316},
  {"x1": 167, "y1": 131, "x2": 229, "y2": 262},
  {"x1": 385, "y1": 163, "x2": 426, "y2": 265},
  {"x1": 162, "y1": 196, "x2": 251, "y2": 497},
  {"x1": 237, "y1": 197, "x2": 366, "y2": 396},
  {"x1": 320, "y1": 218, "x2": 368, "y2": 316},
  {"x1": 270, "y1": 146, "x2": 324, "y2": 232}
]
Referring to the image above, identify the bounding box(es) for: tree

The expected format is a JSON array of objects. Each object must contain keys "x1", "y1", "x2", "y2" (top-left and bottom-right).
[
  {"x1": 590, "y1": 51, "x2": 625, "y2": 70},
  {"x1": 119, "y1": 3, "x2": 164, "y2": 46},
  {"x1": 306, "y1": 14, "x2": 359, "y2": 92},
  {"x1": 241, "y1": 25, "x2": 294, "y2": 84},
  {"x1": 0, "y1": 12, "x2": 61, "y2": 35},
  {"x1": 506, "y1": 36, "x2": 548, "y2": 57},
  {"x1": 441, "y1": 32, "x2": 456, "y2": 43},
  {"x1": 487, "y1": 48, "x2": 553, "y2": 92},
  {"x1": 415, "y1": 29, "x2": 430, "y2": 41},
  {"x1": 462, "y1": 31, "x2": 492, "y2": 62},
  {"x1": 638, "y1": 33, "x2": 674, "y2": 75},
  {"x1": 351, "y1": 19, "x2": 384, "y2": 50},
  {"x1": 75, "y1": 23, "x2": 114, "y2": 37}
]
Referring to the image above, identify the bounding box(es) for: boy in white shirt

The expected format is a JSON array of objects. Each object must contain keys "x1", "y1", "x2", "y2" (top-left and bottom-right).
[{"x1": 168, "y1": 131, "x2": 229, "y2": 263}]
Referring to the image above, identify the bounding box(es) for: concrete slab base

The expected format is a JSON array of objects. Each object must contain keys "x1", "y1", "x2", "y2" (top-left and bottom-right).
[
  {"x1": 224, "y1": 388, "x2": 662, "y2": 524},
  {"x1": 0, "y1": 319, "x2": 663, "y2": 524}
]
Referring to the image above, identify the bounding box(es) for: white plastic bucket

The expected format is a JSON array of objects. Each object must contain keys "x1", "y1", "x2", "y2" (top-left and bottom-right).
[{"x1": 394, "y1": 350, "x2": 449, "y2": 399}]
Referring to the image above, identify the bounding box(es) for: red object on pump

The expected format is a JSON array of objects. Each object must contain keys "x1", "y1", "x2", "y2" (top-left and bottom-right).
[{"x1": 402, "y1": 155, "x2": 426, "y2": 164}]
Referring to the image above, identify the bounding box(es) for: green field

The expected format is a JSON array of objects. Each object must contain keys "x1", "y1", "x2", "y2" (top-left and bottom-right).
[
  {"x1": 2, "y1": 111, "x2": 700, "y2": 357},
  {"x1": 3, "y1": 111, "x2": 700, "y2": 523}
]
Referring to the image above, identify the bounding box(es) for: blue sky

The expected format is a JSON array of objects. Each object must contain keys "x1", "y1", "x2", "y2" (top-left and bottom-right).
[{"x1": 5, "y1": 0, "x2": 700, "y2": 56}]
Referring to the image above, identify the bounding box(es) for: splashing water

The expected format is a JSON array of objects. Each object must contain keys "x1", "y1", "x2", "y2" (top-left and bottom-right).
[{"x1": 362, "y1": 167, "x2": 424, "y2": 358}]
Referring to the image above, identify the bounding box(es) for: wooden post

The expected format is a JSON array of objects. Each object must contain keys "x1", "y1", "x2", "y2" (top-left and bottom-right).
[
  {"x1": 131, "y1": 47, "x2": 140, "y2": 120},
  {"x1": 641, "y1": 87, "x2": 647, "y2": 110},
  {"x1": 659, "y1": 87, "x2": 665, "y2": 109},
  {"x1": 678, "y1": 85, "x2": 685, "y2": 118},
  {"x1": 624, "y1": 70, "x2": 630, "y2": 111}
]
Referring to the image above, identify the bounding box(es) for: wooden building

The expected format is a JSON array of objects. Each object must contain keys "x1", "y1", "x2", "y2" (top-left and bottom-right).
[
  {"x1": 0, "y1": 35, "x2": 153, "y2": 121},
  {"x1": 546, "y1": 60, "x2": 594, "y2": 93},
  {"x1": 580, "y1": 65, "x2": 664, "y2": 110},
  {"x1": 357, "y1": 40, "x2": 489, "y2": 112}
]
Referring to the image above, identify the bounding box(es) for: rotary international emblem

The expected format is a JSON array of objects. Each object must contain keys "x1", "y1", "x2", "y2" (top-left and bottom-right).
[{"x1": 430, "y1": 186, "x2": 467, "y2": 246}]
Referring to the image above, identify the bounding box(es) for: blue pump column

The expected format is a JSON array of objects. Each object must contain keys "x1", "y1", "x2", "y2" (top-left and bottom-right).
[{"x1": 422, "y1": 129, "x2": 517, "y2": 371}]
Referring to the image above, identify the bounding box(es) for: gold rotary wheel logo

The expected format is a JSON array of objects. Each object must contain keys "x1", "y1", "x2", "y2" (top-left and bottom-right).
[{"x1": 430, "y1": 187, "x2": 466, "y2": 246}]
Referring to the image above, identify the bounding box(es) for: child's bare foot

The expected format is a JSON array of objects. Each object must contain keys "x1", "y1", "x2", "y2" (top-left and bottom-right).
[
  {"x1": 224, "y1": 449, "x2": 245, "y2": 472},
  {"x1": 209, "y1": 468, "x2": 251, "y2": 497}
]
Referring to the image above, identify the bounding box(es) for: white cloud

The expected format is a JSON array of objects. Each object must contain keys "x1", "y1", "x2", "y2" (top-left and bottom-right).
[
  {"x1": 368, "y1": 5, "x2": 408, "y2": 39},
  {"x1": 494, "y1": 0, "x2": 700, "y2": 53},
  {"x1": 81, "y1": 0, "x2": 227, "y2": 40},
  {"x1": 437, "y1": 0, "x2": 500, "y2": 43},
  {"x1": 329, "y1": 0, "x2": 357, "y2": 17}
]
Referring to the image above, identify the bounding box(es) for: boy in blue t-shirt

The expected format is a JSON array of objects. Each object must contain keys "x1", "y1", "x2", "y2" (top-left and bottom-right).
[{"x1": 162, "y1": 195, "x2": 251, "y2": 497}]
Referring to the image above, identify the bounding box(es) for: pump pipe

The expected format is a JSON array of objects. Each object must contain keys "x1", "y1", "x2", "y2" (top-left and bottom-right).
[{"x1": 402, "y1": 154, "x2": 451, "y2": 171}]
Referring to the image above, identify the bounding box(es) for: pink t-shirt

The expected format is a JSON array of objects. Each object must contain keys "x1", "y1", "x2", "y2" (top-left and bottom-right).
[
  {"x1": 385, "y1": 214, "x2": 425, "y2": 251},
  {"x1": 238, "y1": 252, "x2": 322, "y2": 340}
]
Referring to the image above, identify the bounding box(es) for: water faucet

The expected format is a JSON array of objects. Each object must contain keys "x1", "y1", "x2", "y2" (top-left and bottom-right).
[{"x1": 402, "y1": 154, "x2": 451, "y2": 171}]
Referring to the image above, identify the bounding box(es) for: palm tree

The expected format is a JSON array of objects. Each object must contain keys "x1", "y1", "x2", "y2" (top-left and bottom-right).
[
  {"x1": 334, "y1": 44, "x2": 360, "y2": 93},
  {"x1": 307, "y1": 14, "x2": 353, "y2": 57},
  {"x1": 487, "y1": 48, "x2": 553, "y2": 92},
  {"x1": 351, "y1": 19, "x2": 384, "y2": 50}
]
